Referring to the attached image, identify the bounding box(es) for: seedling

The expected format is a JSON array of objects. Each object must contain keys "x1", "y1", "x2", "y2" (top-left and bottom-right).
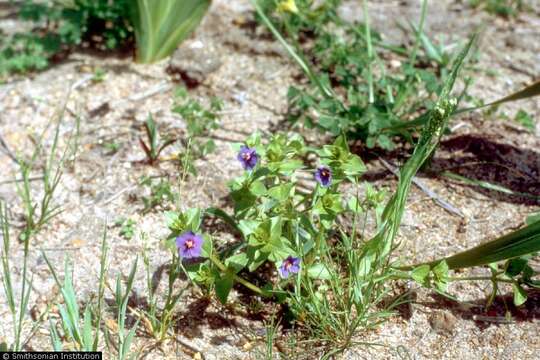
[
  {"x1": 139, "y1": 114, "x2": 176, "y2": 165},
  {"x1": 140, "y1": 176, "x2": 176, "y2": 213},
  {"x1": 116, "y1": 218, "x2": 137, "y2": 240}
]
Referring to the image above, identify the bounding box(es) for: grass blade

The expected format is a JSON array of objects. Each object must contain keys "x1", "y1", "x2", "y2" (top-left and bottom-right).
[
  {"x1": 442, "y1": 171, "x2": 540, "y2": 201},
  {"x1": 418, "y1": 220, "x2": 540, "y2": 270},
  {"x1": 456, "y1": 80, "x2": 540, "y2": 114},
  {"x1": 368, "y1": 35, "x2": 476, "y2": 258},
  {"x1": 251, "y1": 0, "x2": 335, "y2": 99}
]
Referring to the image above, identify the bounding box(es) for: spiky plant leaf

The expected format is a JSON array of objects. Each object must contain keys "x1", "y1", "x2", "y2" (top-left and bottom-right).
[
  {"x1": 424, "y1": 220, "x2": 540, "y2": 270},
  {"x1": 132, "y1": 0, "x2": 211, "y2": 63}
]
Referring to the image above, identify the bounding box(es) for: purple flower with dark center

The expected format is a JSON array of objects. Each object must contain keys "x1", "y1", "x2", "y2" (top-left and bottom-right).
[
  {"x1": 315, "y1": 166, "x2": 332, "y2": 187},
  {"x1": 237, "y1": 145, "x2": 259, "y2": 170},
  {"x1": 279, "y1": 256, "x2": 301, "y2": 278},
  {"x1": 176, "y1": 231, "x2": 203, "y2": 259}
]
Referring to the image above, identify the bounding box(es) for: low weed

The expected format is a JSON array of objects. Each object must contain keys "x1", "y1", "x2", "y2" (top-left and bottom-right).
[
  {"x1": 172, "y1": 87, "x2": 223, "y2": 175},
  {"x1": 139, "y1": 114, "x2": 176, "y2": 165},
  {"x1": 141, "y1": 239, "x2": 187, "y2": 342},
  {"x1": 159, "y1": 33, "x2": 539, "y2": 356},
  {"x1": 116, "y1": 218, "x2": 137, "y2": 240},
  {"x1": 255, "y1": 0, "x2": 472, "y2": 150},
  {"x1": 140, "y1": 176, "x2": 176, "y2": 213}
]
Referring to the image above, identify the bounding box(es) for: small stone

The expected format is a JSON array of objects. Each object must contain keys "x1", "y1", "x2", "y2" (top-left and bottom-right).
[
  {"x1": 429, "y1": 310, "x2": 457, "y2": 334},
  {"x1": 168, "y1": 38, "x2": 222, "y2": 87}
]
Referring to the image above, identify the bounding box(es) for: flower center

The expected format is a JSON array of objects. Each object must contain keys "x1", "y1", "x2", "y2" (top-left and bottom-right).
[
  {"x1": 242, "y1": 152, "x2": 251, "y2": 161},
  {"x1": 321, "y1": 170, "x2": 329, "y2": 177},
  {"x1": 284, "y1": 260, "x2": 292, "y2": 269},
  {"x1": 184, "y1": 239, "x2": 194, "y2": 249}
]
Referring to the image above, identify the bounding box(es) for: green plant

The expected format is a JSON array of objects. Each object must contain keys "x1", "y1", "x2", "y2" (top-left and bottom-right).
[
  {"x1": 45, "y1": 231, "x2": 109, "y2": 351},
  {"x1": 131, "y1": 0, "x2": 211, "y2": 63},
  {"x1": 116, "y1": 218, "x2": 136, "y2": 240},
  {"x1": 172, "y1": 87, "x2": 223, "y2": 175},
  {"x1": 140, "y1": 237, "x2": 187, "y2": 342},
  {"x1": 15, "y1": 113, "x2": 79, "y2": 240},
  {"x1": 469, "y1": 0, "x2": 526, "y2": 17},
  {"x1": 0, "y1": 0, "x2": 132, "y2": 77},
  {"x1": 158, "y1": 34, "x2": 540, "y2": 356},
  {"x1": 514, "y1": 109, "x2": 535, "y2": 131},
  {"x1": 0, "y1": 202, "x2": 35, "y2": 351},
  {"x1": 111, "y1": 258, "x2": 139, "y2": 360},
  {"x1": 254, "y1": 0, "x2": 466, "y2": 150},
  {"x1": 139, "y1": 114, "x2": 176, "y2": 165},
  {"x1": 1, "y1": 0, "x2": 210, "y2": 76},
  {"x1": 140, "y1": 176, "x2": 176, "y2": 213}
]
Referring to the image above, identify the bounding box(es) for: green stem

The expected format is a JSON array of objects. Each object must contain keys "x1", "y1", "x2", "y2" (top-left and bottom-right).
[
  {"x1": 208, "y1": 254, "x2": 268, "y2": 297},
  {"x1": 448, "y1": 276, "x2": 514, "y2": 283},
  {"x1": 362, "y1": 0, "x2": 374, "y2": 104}
]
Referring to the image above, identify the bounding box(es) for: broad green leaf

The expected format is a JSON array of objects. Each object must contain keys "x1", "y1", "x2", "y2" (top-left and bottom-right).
[
  {"x1": 249, "y1": 180, "x2": 267, "y2": 196},
  {"x1": 225, "y1": 253, "x2": 249, "y2": 273},
  {"x1": 238, "y1": 220, "x2": 261, "y2": 238},
  {"x1": 526, "y1": 212, "x2": 540, "y2": 225},
  {"x1": 200, "y1": 234, "x2": 212, "y2": 258},
  {"x1": 505, "y1": 258, "x2": 528, "y2": 277},
  {"x1": 432, "y1": 220, "x2": 540, "y2": 270},
  {"x1": 215, "y1": 271, "x2": 235, "y2": 304},
  {"x1": 307, "y1": 263, "x2": 331, "y2": 280},
  {"x1": 268, "y1": 183, "x2": 294, "y2": 202},
  {"x1": 432, "y1": 261, "x2": 449, "y2": 292},
  {"x1": 342, "y1": 154, "x2": 366, "y2": 176},
  {"x1": 132, "y1": 0, "x2": 211, "y2": 63}
]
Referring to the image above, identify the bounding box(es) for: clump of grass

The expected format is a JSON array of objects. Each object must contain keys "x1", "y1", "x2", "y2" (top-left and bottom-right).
[
  {"x1": 45, "y1": 231, "x2": 139, "y2": 358},
  {"x1": 140, "y1": 238, "x2": 187, "y2": 342},
  {"x1": 15, "y1": 112, "x2": 79, "y2": 241},
  {"x1": 0, "y1": 202, "x2": 34, "y2": 351}
]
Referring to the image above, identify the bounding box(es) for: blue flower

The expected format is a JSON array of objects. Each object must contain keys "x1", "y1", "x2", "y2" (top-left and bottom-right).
[
  {"x1": 237, "y1": 146, "x2": 259, "y2": 170},
  {"x1": 315, "y1": 166, "x2": 332, "y2": 187},
  {"x1": 279, "y1": 256, "x2": 301, "y2": 278},
  {"x1": 176, "y1": 231, "x2": 203, "y2": 259}
]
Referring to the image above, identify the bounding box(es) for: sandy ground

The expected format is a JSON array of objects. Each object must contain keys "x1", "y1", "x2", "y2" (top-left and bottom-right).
[{"x1": 0, "y1": 0, "x2": 539, "y2": 359}]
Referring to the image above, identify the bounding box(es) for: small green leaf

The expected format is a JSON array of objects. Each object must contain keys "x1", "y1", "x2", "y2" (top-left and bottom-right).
[
  {"x1": 411, "y1": 264, "x2": 430, "y2": 284},
  {"x1": 512, "y1": 282, "x2": 527, "y2": 306},
  {"x1": 249, "y1": 180, "x2": 267, "y2": 196},
  {"x1": 432, "y1": 261, "x2": 449, "y2": 292},
  {"x1": 307, "y1": 263, "x2": 331, "y2": 280},
  {"x1": 225, "y1": 253, "x2": 249, "y2": 273},
  {"x1": 268, "y1": 183, "x2": 294, "y2": 202},
  {"x1": 238, "y1": 220, "x2": 261, "y2": 238},
  {"x1": 342, "y1": 154, "x2": 366, "y2": 176},
  {"x1": 505, "y1": 257, "x2": 528, "y2": 277},
  {"x1": 215, "y1": 271, "x2": 235, "y2": 304}
]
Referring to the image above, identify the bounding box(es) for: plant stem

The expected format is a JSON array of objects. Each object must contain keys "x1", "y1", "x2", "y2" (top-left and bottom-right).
[
  {"x1": 208, "y1": 254, "x2": 268, "y2": 297},
  {"x1": 362, "y1": 0, "x2": 374, "y2": 104}
]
